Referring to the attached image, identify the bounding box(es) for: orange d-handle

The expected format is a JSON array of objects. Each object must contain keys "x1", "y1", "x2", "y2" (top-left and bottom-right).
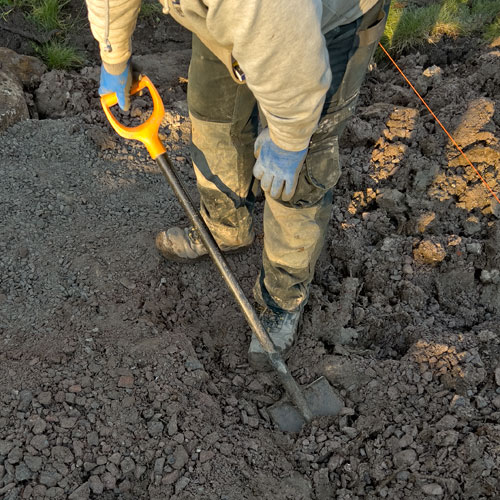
[{"x1": 100, "y1": 75, "x2": 167, "y2": 159}]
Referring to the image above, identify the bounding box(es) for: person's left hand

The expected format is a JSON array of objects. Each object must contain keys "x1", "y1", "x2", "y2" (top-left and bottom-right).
[{"x1": 253, "y1": 128, "x2": 308, "y2": 201}]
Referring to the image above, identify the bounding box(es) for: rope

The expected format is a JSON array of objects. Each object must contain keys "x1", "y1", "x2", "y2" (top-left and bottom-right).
[{"x1": 378, "y1": 42, "x2": 500, "y2": 206}]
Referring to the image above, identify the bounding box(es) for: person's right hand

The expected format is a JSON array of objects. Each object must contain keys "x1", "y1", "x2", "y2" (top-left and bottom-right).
[{"x1": 98, "y1": 61, "x2": 132, "y2": 111}]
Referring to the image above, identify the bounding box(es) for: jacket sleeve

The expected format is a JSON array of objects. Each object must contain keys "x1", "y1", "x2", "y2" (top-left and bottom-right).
[
  {"x1": 85, "y1": 0, "x2": 141, "y2": 72},
  {"x1": 204, "y1": 0, "x2": 331, "y2": 151}
]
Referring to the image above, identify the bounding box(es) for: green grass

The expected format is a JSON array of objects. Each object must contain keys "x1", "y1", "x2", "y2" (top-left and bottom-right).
[
  {"x1": 30, "y1": 0, "x2": 68, "y2": 30},
  {"x1": 484, "y1": 16, "x2": 500, "y2": 41},
  {"x1": 140, "y1": 0, "x2": 162, "y2": 18},
  {"x1": 36, "y1": 40, "x2": 84, "y2": 70},
  {"x1": 381, "y1": 0, "x2": 500, "y2": 53}
]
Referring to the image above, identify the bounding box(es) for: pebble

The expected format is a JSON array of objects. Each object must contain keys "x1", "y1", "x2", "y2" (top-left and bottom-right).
[
  {"x1": 148, "y1": 420, "x2": 164, "y2": 437},
  {"x1": 199, "y1": 451, "x2": 214, "y2": 463},
  {"x1": 162, "y1": 470, "x2": 180, "y2": 485},
  {"x1": 436, "y1": 414, "x2": 458, "y2": 430},
  {"x1": 60, "y1": 417, "x2": 77, "y2": 429},
  {"x1": 24, "y1": 455, "x2": 42, "y2": 472},
  {"x1": 0, "y1": 440, "x2": 14, "y2": 456},
  {"x1": 118, "y1": 375, "x2": 134, "y2": 388},
  {"x1": 421, "y1": 483, "x2": 444, "y2": 496},
  {"x1": 171, "y1": 445, "x2": 189, "y2": 470},
  {"x1": 492, "y1": 395, "x2": 500, "y2": 409},
  {"x1": 68, "y1": 481, "x2": 90, "y2": 500},
  {"x1": 15, "y1": 463, "x2": 32, "y2": 481},
  {"x1": 8, "y1": 447, "x2": 23, "y2": 464},
  {"x1": 39, "y1": 470, "x2": 62, "y2": 487},
  {"x1": 88, "y1": 476, "x2": 104, "y2": 494},
  {"x1": 120, "y1": 456, "x2": 135, "y2": 475},
  {"x1": 175, "y1": 476, "x2": 190, "y2": 494},
  {"x1": 32, "y1": 417, "x2": 47, "y2": 435},
  {"x1": 393, "y1": 449, "x2": 417, "y2": 468},
  {"x1": 167, "y1": 413, "x2": 178, "y2": 436},
  {"x1": 101, "y1": 472, "x2": 116, "y2": 490},
  {"x1": 495, "y1": 367, "x2": 500, "y2": 387},
  {"x1": 17, "y1": 390, "x2": 33, "y2": 412},
  {"x1": 154, "y1": 457, "x2": 165, "y2": 476}
]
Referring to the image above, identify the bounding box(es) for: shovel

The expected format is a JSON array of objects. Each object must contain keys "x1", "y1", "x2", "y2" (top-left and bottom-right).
[{"x1": 101, "y1": 75, "x2": 343, "y2": 432}]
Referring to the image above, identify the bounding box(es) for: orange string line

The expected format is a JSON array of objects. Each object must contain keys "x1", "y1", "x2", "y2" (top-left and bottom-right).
[{"x1": 378, "y1": 42, "x2": 500, "y2": 206}]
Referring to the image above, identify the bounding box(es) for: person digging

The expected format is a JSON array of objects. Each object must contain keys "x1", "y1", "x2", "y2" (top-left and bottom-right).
[{"x1": 85, "y1": 0, "x2": 388, "y2": 371}]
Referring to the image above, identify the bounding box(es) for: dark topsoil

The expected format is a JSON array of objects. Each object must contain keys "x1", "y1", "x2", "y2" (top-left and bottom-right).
[{"x1": 0, "y1": 3, "x2": 500, "y2": 500}]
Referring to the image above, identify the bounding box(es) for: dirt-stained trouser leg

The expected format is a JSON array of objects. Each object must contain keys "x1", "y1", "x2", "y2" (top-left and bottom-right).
[
  {"x1": 254, "y1": 0, "x2": 388, "y2": 312},
  {"x1": 187, "y1": 35, "x2": 258, "y2": 249}
]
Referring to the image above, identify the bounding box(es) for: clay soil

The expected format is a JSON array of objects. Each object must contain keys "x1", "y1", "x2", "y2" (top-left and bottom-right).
[{"x1": 1, "y1": 5, "x2": 500, "y2": 500}]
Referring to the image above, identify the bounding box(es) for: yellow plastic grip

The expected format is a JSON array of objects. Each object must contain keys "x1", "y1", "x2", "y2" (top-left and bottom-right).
[{"x1": 100, "y1": 75, "x2": 167, "y2": 159}]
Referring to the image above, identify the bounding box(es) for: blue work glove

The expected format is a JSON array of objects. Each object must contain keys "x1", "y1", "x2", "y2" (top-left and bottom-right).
[
  {"x1": 253, "y1": 128, "x2": 308, "y2": 201},
  {"x1": 98, "y1": 61, "x2": 132, "y2": 111}
]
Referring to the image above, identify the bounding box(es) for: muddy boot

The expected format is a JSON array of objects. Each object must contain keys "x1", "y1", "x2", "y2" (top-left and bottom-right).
[
  {"x1": 156, "y1": 226, "x2": 253, "y2": 263},
  {"x1": 248, "y1": 307, "x2": 302, "y2": 371}
]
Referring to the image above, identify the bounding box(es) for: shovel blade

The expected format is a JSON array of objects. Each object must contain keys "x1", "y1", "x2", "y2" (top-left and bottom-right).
[{"x1": 268, "y1": 376, "x2": 343, "y2": 432}]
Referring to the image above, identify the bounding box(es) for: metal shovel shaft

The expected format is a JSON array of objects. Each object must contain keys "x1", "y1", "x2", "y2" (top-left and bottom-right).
[{"x1": 156, "y1": 153, "x2": 313, "y2": 424}]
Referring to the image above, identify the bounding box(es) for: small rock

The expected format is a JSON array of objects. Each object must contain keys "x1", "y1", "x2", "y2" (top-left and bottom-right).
[
  {"x1": 120, "y1": 457, "x2": 135, "y2": 475},
  {"x1": 8, "y1": 447, "x2": 23, "y2": 464},
  {"x1": 24, "y1": 455, "x2": 42, "y2": 472},
  {"x1": 68, "y1": 482, "x2": 90, "y2": 500},
  {"x1": 109, "y1": 452, "x2": 121, "y2": 465},
  {"x1": 393, "y1": 449, "x2": 417, "y2": 468},
  {"x1": 435, "y1": 414, "x2": 458, "y2": 430},
  {"x1": 162, "y1": 470, "x2": 180, "y2": 485},
  {"x1": 199, "y1": 451, "x2": 214, "y2": 464},
  {"x1": 495, "y1": 367, "x2": 500, "y2": 386},
  {"x1": 421, "y1": 483, "x2": 444, "y2": 496},
  {"x1": 51, "y1": 446, "x2": 74, "y2": 464},
  {"x1": 171, "y1": 445, "x2": 189, "y2": 470},
  {"x1": 30, "y1": 434, "x2": 49, "y2": 451},
  {"x1": 87, "y1": 432, "x2": 99, "y2": 447},
  {"x1": 101, "y1": 472, "x2": 116, "y2": 490},
  {"x1": 32, "y1": 416, "x2": 47, "y2": 435},
  {"x1": 167, "y1": 414, "x2": 178, "y2": 436},
  {"x1": 492, "y1": 395, "x2": 500, "y2": 409},
  {"x1": 118, "y1": 375, "x2": 134, "y2": 388},
  {"x1": 39, "y1": 470, "x2": 62, "y2": 487},
  {"x1": 148, "y1": 420, "x2": 164, "y2": 437},
  {"x1": 0, "y1": 440, "x2": 14, "y2": 456},
  {"x1": 434, "y1": 430, "x2": 459, "y2": 447},
  {"x1": 466, "y1": 242, "x2": 482, "y2": 255},
  {"x1": 232, "y1": 375, "x2": 245, "y2": 386},
  {"x1": 15, "y1": 463, "x2": 32, "y2": 482},
  {"x1": 118, "y1": 479, "x2": 131, "y2": 492},
  {"x1": 185, "y1": 357, "x2": 203, "y2": 371},
  {"x1": 154, "y1": 457, "x2": 165, "y2": 476},
  {"x1": 88, "y1": 476, "x2": 104, "y2": 495},
  {"x1": 60, "y1": 417, "x2": 77, "y2": 429},
  {"x1": 18, "y1": 390, "x2": 33, "y2": 412},
  {"x1": 175, "y1": 476, "x2": 190, "y2": 494}
]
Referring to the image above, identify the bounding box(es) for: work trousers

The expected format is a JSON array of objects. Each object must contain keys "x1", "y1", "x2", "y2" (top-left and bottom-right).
[{"x1": 187, "y1": 0, "x2": 387, "y2": 312}]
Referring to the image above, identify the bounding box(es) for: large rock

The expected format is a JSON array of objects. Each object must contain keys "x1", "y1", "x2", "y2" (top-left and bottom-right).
[
  {"x1": 0, "y1": 47, "x2": 46, "y2": 87},
  {"x1": 0, "y1": 69, "x2": 29, "y2": 132}
]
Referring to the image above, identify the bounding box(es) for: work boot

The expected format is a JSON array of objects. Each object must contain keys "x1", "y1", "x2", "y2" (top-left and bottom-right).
[
  {"x1": 156, "y1": 226, "x2": 253, "y2": 263},
  {"x1": 248, "y1": 307, "x2": 303, "y2": 371}
]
